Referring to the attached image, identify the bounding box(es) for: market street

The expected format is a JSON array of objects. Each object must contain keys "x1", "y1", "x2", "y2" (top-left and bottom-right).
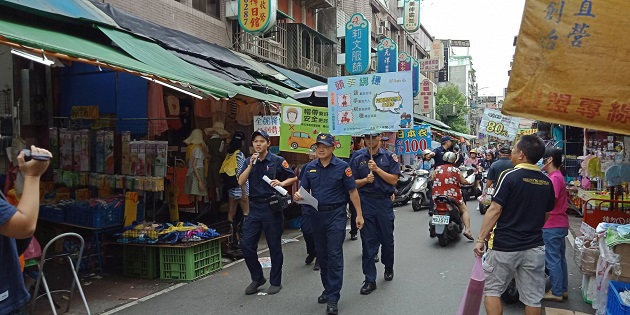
[{"x1": 107, "y1": 201, "x2": 594, "y2": 315}]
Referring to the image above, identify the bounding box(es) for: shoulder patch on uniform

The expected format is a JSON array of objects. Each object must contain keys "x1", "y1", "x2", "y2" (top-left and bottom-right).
[
  {"x1": 282, "y1": 160, "x2": 289, "y2": 168},
  {"x1": 345, "y1": 167, "x2": 353, "y2": 177},
  {"x1": 309, "y1": 169, "x2": 317, "y2": 173},
  {"x1": 391, "y1": 153, "x2": 399, "y2": 163}
]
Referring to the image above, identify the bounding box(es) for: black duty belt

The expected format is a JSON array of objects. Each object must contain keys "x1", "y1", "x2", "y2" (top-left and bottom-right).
[
  {"x1": 250, "y1": 197, "x2": 273, "y2": 203},
  {"x1": 319, "y1": 203, "x2": 346, "y2": 211}
]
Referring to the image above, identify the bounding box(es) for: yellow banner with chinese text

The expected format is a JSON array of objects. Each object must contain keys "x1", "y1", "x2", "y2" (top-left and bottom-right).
[{"x1": 503, "y1": 0, "x2": 630, "y2": 135}]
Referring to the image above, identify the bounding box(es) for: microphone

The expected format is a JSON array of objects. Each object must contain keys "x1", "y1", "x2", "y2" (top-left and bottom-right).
[{"x1": 252, "y1": 152, "x2": 260, "y2": 165}]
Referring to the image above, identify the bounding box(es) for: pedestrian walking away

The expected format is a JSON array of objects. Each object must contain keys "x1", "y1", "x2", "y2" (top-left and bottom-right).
[
  {"x1": 237, "y1": 129, "x2": 297, "y2": 295},
  {"x1": 541, "y1": 147, "x2": 570, "y2": 302},
  {"x1": 294, "y1": 133, "x2": 365, "y2": 315},
  {"x1": 350, "y1": 133, "x2": 400, "y2": 296},
  {"x1": 473, "y1": 135, "x2": 555, "y2": 315}
]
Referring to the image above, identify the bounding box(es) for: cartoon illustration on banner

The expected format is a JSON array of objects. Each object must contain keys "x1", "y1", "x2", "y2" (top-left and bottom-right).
[
  {"x1": 328, "y1": 71, "x2": 413, "y2": 136},
  {"x1": 280, "y1": 104, "x2": 351, "y2": 157},
  {"x1": 479, "y1": 109, "x2": 520, "y2": 141},
  {"x1": 345, "y1": 13, "x2": 371, "y2": 75},
  {"x1": 395, "y1": 125, "x2": 432, "y2": 155},
  {"x1": 238, "y1": 0, "x2": 277, "y2": 35}
]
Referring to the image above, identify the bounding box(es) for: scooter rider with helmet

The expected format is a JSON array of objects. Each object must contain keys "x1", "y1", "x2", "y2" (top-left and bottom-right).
[{"x1": 431, "y1": 151, "x2": 474, "y2": 240}]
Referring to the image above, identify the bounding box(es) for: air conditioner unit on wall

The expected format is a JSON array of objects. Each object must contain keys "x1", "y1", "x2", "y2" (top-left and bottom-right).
[{"x1": 370, "y1": 59, "x2": 377, "y2": 71}]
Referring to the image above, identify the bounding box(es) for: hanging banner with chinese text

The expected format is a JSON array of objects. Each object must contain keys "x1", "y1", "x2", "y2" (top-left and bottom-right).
[
  {"x1": 280, "y1": 104, "x2": 351, "y2": 158},
  {"x1": 431, "y1": 40, "x2": 444, "y2": 70},
  {"x1": 503, "y1": 0, "x2": 630, "y2": 135},
  {"x1": 403, "y1": 0, "x2": 421, "y2": 32},
  {"x1": 377, "y1": 37, "x2": 398, "y2": 73},
  {"x1": 238, "y1": 0, "x2": 277, "y2": 35},
  {"x1": 328, "y1": 71, "x2": 414, "y2": 136},
  {"x1": 412, "y1": 58, "x2": 420, "y2": 97},
  {"x1": 253, "y1": 115, "x2": 281, "y2": 136},
  {"x1": 345, "y1": 13, "x2": 371, "y2": 75},
  {"x1": 419, "y1": 77, "x2": 434, "y2": 114},
  {"x1": 398, "y1": 52, "x2": 412, "y2": 71},
  {"x1": 479, "y1": 109, "x2": 521, "y2": 141},
  {"x1": 420, "y1": 58, "x2": 440, "y2": 72},
  {"x1": 395, "y1": 124, "x2": 432, "y2": 155}
]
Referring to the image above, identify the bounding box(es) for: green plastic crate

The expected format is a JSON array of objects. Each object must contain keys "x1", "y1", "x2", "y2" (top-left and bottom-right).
[
  {"x1": 123, "y1": 246, "x2": 159, "y2": 279},
  {"x1": 159, "y1": 239, "x2": 222, "y2": 281}
]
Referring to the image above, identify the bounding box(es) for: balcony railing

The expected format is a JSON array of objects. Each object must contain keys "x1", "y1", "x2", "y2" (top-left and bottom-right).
[
  {"x1": 232, "y1": 22, "x2": 288, "y2": 66},
  {"x1": 306, "y1": 0, "x2": 334, "y2": 9},
  {"x1": 286, "y1": 23, "x2": 336, "y2": 79}
]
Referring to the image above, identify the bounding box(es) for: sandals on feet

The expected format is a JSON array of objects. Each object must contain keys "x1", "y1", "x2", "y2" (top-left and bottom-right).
[{"x1": 463, "y1": 232, "x2": 474, "y2": 241}]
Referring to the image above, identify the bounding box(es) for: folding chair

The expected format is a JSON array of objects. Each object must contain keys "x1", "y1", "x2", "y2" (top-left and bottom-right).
[{"x1": 31, "y1": 232, "x2": 90, "y2": 315}]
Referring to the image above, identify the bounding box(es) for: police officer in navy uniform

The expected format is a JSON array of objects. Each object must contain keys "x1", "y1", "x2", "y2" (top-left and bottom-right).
[
  {"x1": 350, "y1": 132, "x2": 400, "y2": 295},
  {"x1": 238, "y1": 129, "x2": 297, "y2": 295},
  {"x1": 299, "y1": 153, "x2": 319, "y2": 270},
  {"x1": 294, "y1": 133, "x2": 364, "y2": 315}
]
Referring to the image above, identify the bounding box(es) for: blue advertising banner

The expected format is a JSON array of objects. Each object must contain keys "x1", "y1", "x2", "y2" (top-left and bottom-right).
[
  {"x1": 377, "y1": 37, "x2": 397, "y2": 73},
  {"x1": 328, "y1": 72, "x2": 414, "y2": 136},
  {"x1": 395, "y1": 124, "x2": 432, "y2": 155},
  {"x1": 412, "y1": 57, "x2": 420, "y2": 97},
  {"x1": 345, "y1": 13, "x2": 371, "y2": 75}
]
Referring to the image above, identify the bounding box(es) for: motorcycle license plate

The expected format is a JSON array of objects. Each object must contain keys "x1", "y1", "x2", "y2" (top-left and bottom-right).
[{"x1": 431, "y1": 215, "x2": 450, "y2": 225}]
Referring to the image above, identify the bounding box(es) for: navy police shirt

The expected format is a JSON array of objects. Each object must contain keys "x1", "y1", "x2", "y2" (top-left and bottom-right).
[
  {"x1": 238, "y1": 152, "x2": 296, "y2": 199},
  {"x1": 300, "y1": 156, "x2": 357, "y2": 206},
  {"x1": 349, "y1": 148, "x2": 401, "y2": 197}
]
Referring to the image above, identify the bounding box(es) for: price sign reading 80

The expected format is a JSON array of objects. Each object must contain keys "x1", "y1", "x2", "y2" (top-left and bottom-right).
[{"x1": 485, "y1": 121, "x2": 508, "y2": 137}]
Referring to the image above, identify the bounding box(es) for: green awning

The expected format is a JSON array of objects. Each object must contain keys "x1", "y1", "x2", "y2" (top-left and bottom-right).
[
  {"x1": 0, "y1": 18, "x2": 232, "y2": 98},
  {"x1": 257, "y1": 78, "x2": 298, "y2": 97},
  {"x1": 277, "y1": 9, "x2": 294, "y2": 21},
  {"x1": 97, "y1": 26, "x2": 294, "y2": 104},
  {"x1": 431, "y1": 125, "x2": 477, "y2": 140}
]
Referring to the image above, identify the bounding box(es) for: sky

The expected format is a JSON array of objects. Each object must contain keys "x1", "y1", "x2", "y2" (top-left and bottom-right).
[{"x1": 420, "y1": 0, "x2": 527, "y2": 97}]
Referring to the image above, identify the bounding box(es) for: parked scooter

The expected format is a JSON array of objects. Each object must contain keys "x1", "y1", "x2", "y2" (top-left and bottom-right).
[
  {"x1": 393, "y1": 165, "x2": 416, "y2": 206},
  {"x1": 459, "y1": 166, "x2": 477, "y2": 202},
  {"x1": 411, "y1": 169, "x2": 430, "y2": 211},
  {"x1": 429, "y1": 195, "x2": 464, "y2": 247}
]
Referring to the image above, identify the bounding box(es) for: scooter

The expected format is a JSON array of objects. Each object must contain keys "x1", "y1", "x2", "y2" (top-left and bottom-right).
[
  {"x1": 429, "y1": 195, "x2": 464, "y2": 247},
  {"x1": 393, "y1": 166, "x2": 416, "y2": 206},
  {"x1": 478, "y1": 171, "x2": 490, "y2": 214},
  {"x1": 459, "y1": 166, "x2": 477, "y2": 202},
  {"x1": 411, "y1": 169, "x2": 430, "y2": 212}
]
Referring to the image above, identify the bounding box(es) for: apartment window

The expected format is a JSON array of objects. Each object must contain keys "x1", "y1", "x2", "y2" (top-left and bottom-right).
[{"x1": 192, "y1": 0, "x2": 220, "y2": 19}]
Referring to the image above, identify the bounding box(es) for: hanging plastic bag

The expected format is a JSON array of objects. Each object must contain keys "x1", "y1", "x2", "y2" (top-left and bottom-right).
[{"x1": 456, "y1": 256, "x2": 485, "y2": 315}]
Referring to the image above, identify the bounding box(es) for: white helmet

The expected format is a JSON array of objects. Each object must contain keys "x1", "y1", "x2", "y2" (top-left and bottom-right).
[
  {"x1": 422, "y1": 149, "x2": 432, "y2": 156},
  {"x1": 443, "y1": 151, "x2": 457, "y2": 164}
]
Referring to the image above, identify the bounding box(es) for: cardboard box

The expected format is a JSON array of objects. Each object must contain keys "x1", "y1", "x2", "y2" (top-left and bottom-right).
[
  {"x1": 60, "y1": 129, "x2": 73, "y2": 171},
  {"x1": 104, "y1": 131, "x2": 115, "y2": 174}
]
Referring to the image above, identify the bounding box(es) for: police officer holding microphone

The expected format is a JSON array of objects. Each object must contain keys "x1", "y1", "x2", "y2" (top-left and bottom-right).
[
  {"x1": 238, "y1": 129, "x2": 296, "y2": 295},
  {"x1": 294, "y1": 133, "x2": 364, "y2": 315},
  {"x1": 349, "y1": 132, "x2": 400, "y2": 295}
]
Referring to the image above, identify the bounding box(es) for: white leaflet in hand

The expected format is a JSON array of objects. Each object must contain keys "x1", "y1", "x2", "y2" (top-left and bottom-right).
[
  {"x1": 296, "y1": 187, "x2": 318, "y2": 209},
  {"x1": 262, "y1": 175, "x2": 288, "y2": 195}
]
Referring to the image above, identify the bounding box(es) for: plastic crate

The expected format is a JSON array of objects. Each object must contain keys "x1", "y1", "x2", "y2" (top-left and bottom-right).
[
  {"x1": 159, "y1": 238, "x2": 222, "y2": 281},
  {"x1": 607, "y1": 281, "x2": 630, "y2": 315},
  {"x1": 123, "y1": 246, "x2": 158, "y2": 279},
  {"x1": 65, "y1": 200, "x2": 123, "y2": 227},
  {"x1": 39, "y1": 205, "x2": 65, "y2": 222}
]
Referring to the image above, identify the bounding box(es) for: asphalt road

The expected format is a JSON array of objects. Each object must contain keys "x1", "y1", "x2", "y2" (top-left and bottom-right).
[{"x1": 109, "y1": 200, "x2": 594, "y2": 315}]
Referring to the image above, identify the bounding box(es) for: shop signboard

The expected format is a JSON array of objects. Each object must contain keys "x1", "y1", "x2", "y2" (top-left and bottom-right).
[
  {"x1": 395, "y1": 124, "x2": 432, "y2": 155},
  {"x1": 279, "y1": 104, "x2": 351, "y2": 158},
  {"x1": 377, "y1": 37, "x2": 397, "y2": 73},
  {"x1": 71, "y1": 106, "x2": 99, "y2": 119},
  {"x1": 479, "y1": 109, "x2": 521, "y2": 141},
  {"x1": 397, "y1": 52, "x2": 412, "y2": 71},
  {"x1": 402, "y1": 0, "x2": 421, "y2": 32},
  {"x1": 328, "y1": 71, "x2": 414, "y2": 136},
  {"x1": 238, "y1": 0, "x2": 277, "y2": 35},
  {"x1": 412, "y1": 58, "x2": 420, "y2": 97},
  {"x1": 253, "y1": 115, "x2": 281, "y2": 136},
  {"x1": 345, "y1": 13, "x2": 371, "y2": 75},
  {"x1": 438, "y1": 43, "x2": 449, "y2": 82},
  {"x1": 450, "y1": 39, "x2": 470, "y2": 47},
  {"x1": 504, "y1": 0, "x2": 630, "y2": 135},
  {"x1": 517, "y1": 128, "x2": 538, "y2": 135},
  {"x1": 420, "y1": 58, "x2": 440, "y2": 72},
  {"x1": 419, "y1": 77, "x2": 434, "y2": 114},
  {"x1": 431, "y1": 40, "x2": 444, "y2": 70}
]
